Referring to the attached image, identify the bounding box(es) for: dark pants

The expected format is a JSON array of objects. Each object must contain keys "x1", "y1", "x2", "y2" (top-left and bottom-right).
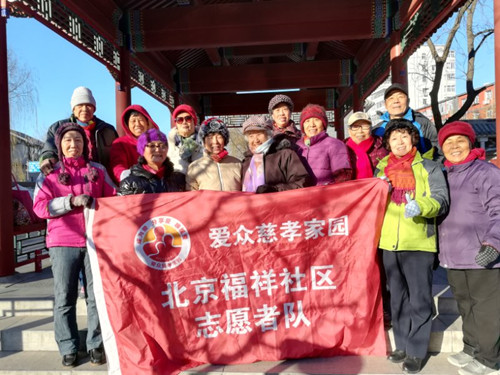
[
  {"x1": 447, "y1": 268, "x2": 500, "y2": 370},
  {"x1": 383, "y1": 250, "x2": 434, "y2": 358}
]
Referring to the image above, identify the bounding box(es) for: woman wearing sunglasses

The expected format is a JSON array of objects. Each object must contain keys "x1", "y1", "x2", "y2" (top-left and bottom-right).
[{"x1": 167, "y1": 104, "x2": 204, "y2": 175}]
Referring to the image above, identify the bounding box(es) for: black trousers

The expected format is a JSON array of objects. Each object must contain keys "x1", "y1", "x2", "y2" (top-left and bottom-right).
[
  {"x1": 447, "y1": 268, "x2": 500, "y2": 370},
  {"x1": 383, "y1": 250, "x2": 435, "y2": 358}
]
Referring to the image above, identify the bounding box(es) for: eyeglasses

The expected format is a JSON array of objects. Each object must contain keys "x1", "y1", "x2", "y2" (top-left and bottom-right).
[
  {"x1": 175, "y1": 115, "x2": 193, "y2": 124},
  {"x1": 145, "y1": 143, "x2": 168, "y2": 150},
  {"x1": 349, "y1": 124, "x2": 371, "y2": 131}
]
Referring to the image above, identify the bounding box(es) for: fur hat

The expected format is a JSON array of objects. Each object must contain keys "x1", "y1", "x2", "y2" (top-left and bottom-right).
[
  {"x1": 268, "y1": 94, "x2": 294, "y2": 114},
  {"x1": 198, "y1": 117, "x2": 230, "y2": 145},
  {"x1": 438, "y1": 121, "x2": 476, "y2": 147},
  {"x1": 299, "y1": 104, "x2": 328, "y2": 132},
  {"x1": 172, "y1": 104, "x2": 198, "y2": 126},
  {"x1": 55, "y1": 122, "x2": 97, "y2": 185},
  {"x1": 70, "y1": 86, "x2": 96, "y2": 110},
  {"x1": 136, "y1": 128, "x2": 168, "y2": 156},
  {"x1": 384, "y1": 83, "x2": 408, "y2": 100},
  {"x1": 242, "y1": 115, "x2": 273, "y2": 135}
]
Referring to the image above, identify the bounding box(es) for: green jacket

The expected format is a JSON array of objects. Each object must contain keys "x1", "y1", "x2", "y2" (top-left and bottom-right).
[{"x1": 375, "y1": 151, "x2": 448, "y2": 252}]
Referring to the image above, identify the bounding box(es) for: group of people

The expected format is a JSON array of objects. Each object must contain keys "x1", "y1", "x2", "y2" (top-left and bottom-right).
[{"x1": 32, "y1": 85, "x2": 499, "y2": 375}]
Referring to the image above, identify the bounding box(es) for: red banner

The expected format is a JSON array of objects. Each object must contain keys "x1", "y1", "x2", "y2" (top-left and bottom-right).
[{"x1": 87, "y1": 178, "x2": 388, "y2": 375}]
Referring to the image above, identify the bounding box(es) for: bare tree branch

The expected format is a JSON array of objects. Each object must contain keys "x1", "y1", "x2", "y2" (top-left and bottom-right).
[{"x1": 427, "y1": 0, "x2": 493, "y2": 128}]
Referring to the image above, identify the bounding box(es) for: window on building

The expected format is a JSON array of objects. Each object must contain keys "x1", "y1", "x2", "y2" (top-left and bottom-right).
[
  {"x1": 487, "y1": 109, "x2": 494, "y2": 118},
  {"x1": 447, "y1": 73, "x2": 455, "y2": 80},
  {"x1": 423, "y1": 98, "x2": 428, "y2": 106},
  {"x1": 473, "y1": 112, "x2": 480, "y2": 119},
  {"x1": 484, "y1": 90, "x2": 492, "y2": 104},
  {"x1": 473, "y1": 96, "x2": 479, "y2": 105}
]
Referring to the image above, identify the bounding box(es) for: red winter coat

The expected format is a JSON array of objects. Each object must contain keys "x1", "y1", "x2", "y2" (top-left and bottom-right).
[{"x1": 109, "y1": 105, "x2": 159, "y2": 183}]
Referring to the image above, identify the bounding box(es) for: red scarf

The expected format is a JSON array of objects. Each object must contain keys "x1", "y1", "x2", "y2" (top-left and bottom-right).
[
  {"x1": 143, "y1": 164, "x2": 165, "y2": 179},
  {"x1": 81, "y1": 120, "x2": 97, "y2": 161},
  {"x1": 346, "y1": 137, "x2": 374, "y2": 179},
  {"x1": 444, "y1": 148, "x2": 486, "y2": 167},
  {"x1": 385, "y1": 147, "x2": 417, "y2": 205},
  {"x1": 211, "y1": 149, "x2": 228, "y2": 163}
]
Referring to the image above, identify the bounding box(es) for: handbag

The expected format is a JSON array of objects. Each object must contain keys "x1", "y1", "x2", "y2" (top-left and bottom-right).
[{"x1": 12, "y1": 174, "x2": 41, "y2": 226}]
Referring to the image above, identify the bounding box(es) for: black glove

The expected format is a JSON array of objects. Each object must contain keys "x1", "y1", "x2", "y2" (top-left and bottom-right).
[
  {"x1": 40, "y1": 158, "x2": 57, "y2": 176},
  {"x1": 256, "y1": 184, "x2": 278, "y2": 194},
  {"x1": 475, "y1": 244, "x2": 500, "y2": 267},
  {"x1": 70, "y1": 194, "x2": 94, "y2": 208}
]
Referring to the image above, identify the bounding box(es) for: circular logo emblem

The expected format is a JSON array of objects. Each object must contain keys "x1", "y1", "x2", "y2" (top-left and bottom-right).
[{"x1": 134, "y1": 216, "x2": 191, "y2": 270}]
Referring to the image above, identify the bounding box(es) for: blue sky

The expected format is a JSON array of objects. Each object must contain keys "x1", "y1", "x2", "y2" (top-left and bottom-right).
[
  {"x1": 7, "y1": 17, "x2": 172, "y2": 139},
  {"x1": 6, "y1": 7, "x2": 495, "y2": 140}
]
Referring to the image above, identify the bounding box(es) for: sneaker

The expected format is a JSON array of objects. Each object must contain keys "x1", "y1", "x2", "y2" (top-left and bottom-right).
[
  {"x1": 448, "y1": 351, "x2": 474, "y2": 368},
  {"x1": 458, "y1": 359, "x2": 498, "y2": 375},
  {"x1": 89, "y1": 348, "x2": 105, "y2": 365}
]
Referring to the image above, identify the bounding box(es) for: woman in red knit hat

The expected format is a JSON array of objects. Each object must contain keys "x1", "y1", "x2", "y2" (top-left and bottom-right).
[
  {"x1": 167, "y1": 104, "x2": 203, "y2": 175},
  {"x1": 438, "y1": 121, "x2": 500, "y2": 375},
  {"x1": 295, "y1": 104, "x2": 352, "y2": 185}
]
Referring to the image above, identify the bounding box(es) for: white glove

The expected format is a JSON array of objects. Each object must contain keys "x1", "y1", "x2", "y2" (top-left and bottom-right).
[{"x1": 404, "y1": 193, "x2": 421, "y2": 218}]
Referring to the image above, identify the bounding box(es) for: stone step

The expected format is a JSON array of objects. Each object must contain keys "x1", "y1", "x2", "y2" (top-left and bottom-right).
[
  {"x1": 0, "y1": 298, "x2": 87, "y2": 317},
  {"x1": 0, "y1": 351, "x2": 107, "y2": 374},
  {"x1": 0, "y1": 314, "x2": 463, "y2": 354},
  {"x1": 0, "y1": 315, "x2": 88, "y2": 352},
  {"x1": 433, "y1": 284, "x2": 459, "y2": 315},
  {"x1": 0, "y1": 350, "x2": 474, "y2": 375}
]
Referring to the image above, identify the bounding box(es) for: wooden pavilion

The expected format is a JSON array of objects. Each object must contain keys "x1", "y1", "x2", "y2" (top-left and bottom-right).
[{"x1": 1, "y1": 0, "x2": 499, "y2": 275}]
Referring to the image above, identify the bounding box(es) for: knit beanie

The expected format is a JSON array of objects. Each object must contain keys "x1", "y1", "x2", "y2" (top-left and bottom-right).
[
  {"x1": 172, "y1": 104, "x2": 198, "y2": 126},
  {"x1": 137, "y1": 128, "x2": 168, "y2": 156},
  {"x1": 268, "y1": 94, "x2": 294, "y2": 114},
  {"x1": 70, "y1": 86, "x2": 96, "y2": 110},
  {"x1": 242, "y1": 115, "x2": 273, "y2": 135},
  {"x1": 299, "y1": 104, "x2": 328, "y2": 132},
  {"x1": 438, "y1": 121, "x2": 476, "y2": 148},
  {"x1": 198, "y1": 117, "x2": 230, "y2": 145},
  {"x1": 55, "y1": 122, "x2": 97, "y2": 185}
]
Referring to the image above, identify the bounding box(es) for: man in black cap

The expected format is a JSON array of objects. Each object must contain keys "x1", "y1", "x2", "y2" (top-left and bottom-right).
[{"x1": 373, "y1": 83, "x2": 440, "y2": 159}]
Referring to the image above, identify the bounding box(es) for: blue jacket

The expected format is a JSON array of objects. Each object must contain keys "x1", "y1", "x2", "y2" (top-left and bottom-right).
[{"x1": 438, "y1": 159, "x2": 500, "y2": 269}]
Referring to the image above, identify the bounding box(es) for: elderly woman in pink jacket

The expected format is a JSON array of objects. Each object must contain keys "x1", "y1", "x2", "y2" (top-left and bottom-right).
[{"x1": 34, "y1": 123, "x2": 116, "y2": 368}]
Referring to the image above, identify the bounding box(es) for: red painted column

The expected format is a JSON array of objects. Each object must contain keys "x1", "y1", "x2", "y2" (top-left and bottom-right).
[
  {"x1": 352, "y1": 83, "x2": 362, "y2": 111},
  {"x1": 0, "y1": 2, "x2": 15, "y2": 276},
  {"x1": 115, "y1": 46, "x2": 131, "y2": 136},
  {"x1": 494, "y1": 0, "x2": 500, "y2": 167},
  {"x1": 334, "y1": 107, "x2": 344, "y2": 140},
  {"x1": 390, "y1": 30, "x2": 408, "y2": 87}
]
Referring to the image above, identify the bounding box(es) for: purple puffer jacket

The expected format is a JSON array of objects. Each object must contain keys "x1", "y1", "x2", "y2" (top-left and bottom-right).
[
  {"x1": 296, "y1": 131, "x2": 351, "y2": 185},
  {"x1": 438, "y1": 159, "x2": 500, "y2": 269}
]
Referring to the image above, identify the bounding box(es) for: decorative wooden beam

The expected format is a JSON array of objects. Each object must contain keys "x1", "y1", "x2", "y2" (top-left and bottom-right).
[
  {"x1": 223, "y1": 44, "x2": 302, "y2": 59},
  {"x1": 205, "y1": 48, "x2": 222, "y2": 66},
  {"x1": 179, "y1": 60, "x2": 353, "y2": 94},
  {"x1": 128, "y1": 0, "x2": 390, "y2": 51},
  {"x1": 202, "y1": 89, "x2": 337, "y2": 116},
  {"x1": 306, "y1": 42, "x2": 319, "y2": 61}
]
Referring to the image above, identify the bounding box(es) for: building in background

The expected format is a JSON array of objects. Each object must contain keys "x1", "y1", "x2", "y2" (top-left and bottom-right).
[
  {"x1": 365, "y1": 44, "x2": 456, "y2": 124},
  {"x1": 11, "y1": 130, "x2": 43, "y2": 182}
]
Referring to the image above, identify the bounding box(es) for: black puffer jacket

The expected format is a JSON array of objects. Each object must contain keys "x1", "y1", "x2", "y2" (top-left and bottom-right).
[
  {"x1": 40, "y1": 115, "x2": 118, "y2": 169},
  {"x1": 241, "y1": 134, "x2": 312, "y2": 192},
  {"x1": 118, "y1": 160, "x2": 185, "y2": 196}
]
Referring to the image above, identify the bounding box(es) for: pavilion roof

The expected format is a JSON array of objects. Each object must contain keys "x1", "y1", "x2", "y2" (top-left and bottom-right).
[{"x1": 11, "y1": 0, "x2": 466, "y2": 115}]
